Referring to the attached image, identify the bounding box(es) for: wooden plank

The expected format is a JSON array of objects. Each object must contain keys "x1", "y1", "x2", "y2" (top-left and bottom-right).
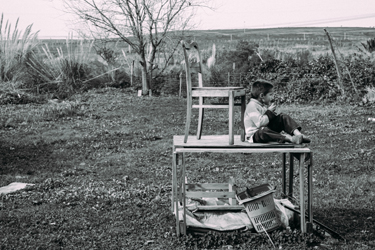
[
  {"x1": 192, "y1": 104, "x2": 229, "y2": 109},
  {"x1": 229, "y1": 177, "x2": 236, "y2": 205},
  {"x1": 174, "y1": 135, "x2": 307, "y2": 149},
  {"x1": 240, "y1": 95, "x2": 246, "y2": 142},
  {"x1": 282, "y1": 153, "x2": 286, "y2": 197},
  {"x1": 307, "y1": 152, "x2": 313, "y2": 233},
  {"x1": 196, "y1": 205, "x2": 243, "y2": 211},
  {"x1": 173, "y1": 153, "x2": 179, "y2": 235},
  {"x1": 300, "y1": 153, "x2": 306, "y2": 233},
  {"x1": 186, "y1": 183, "x2": 230, "y2": 190},
  {"x1": 185, "y1": 191, "x2": 236, "y2": 198},
  {"x1": 184, "y1": 97, "x2": 191, "y2": 144},
  {"x1": 172, "y1": 153, "x2": 177, "y2": 212},
  {"x1": 289, "y1": 153, "x2": 294, "y2": 199},
  {"x1": 198, "y1": 72, "x2": 203, "y2": 87},
  {"x1": 192, "y1": 89, "x2": 246, "y2": 97},
  {"x1": 308, "y1": 152, "x2": 313, "y2": 224},
  {"x1": 192, "y1": 87, "x2": 244, "y2": 90},
  {"x1": 196, "y1": 97, "x2": 204, "y2": 139},
  {"x1": 229, "y1": 90, "x2": 234, "y2": 145},
  {"x1": 175, "y1": 148, "x2": 311, "y2": 154},
  {"x1": 182, "y1": 153, "x2": 187, "y2": 235},
  {"x1": 210, "y1": 102, "x2": 243, "y2": 106},
  {"x1": 183, "y1": 43, "x2": 192, "y2": 145}
]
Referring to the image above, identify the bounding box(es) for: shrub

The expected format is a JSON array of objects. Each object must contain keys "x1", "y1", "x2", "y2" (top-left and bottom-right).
[
  {"x1": 342, "y1": 53, "x2": 375, "y2": 94},
  {"x1": 157, "y1": 65, "x2": 183, "y2": 96},
  {"x1": 274, "y1": 78, "x2": 338, "y2": 104},
  {"x1": 26, "y1": 38, "x2": 94, "y2": 99},
  {"x1": 234, "y1": 40, "x2": 259, "y2": 66},
  {"x1": 360, "y1": 38, "x2": 375, "y2": 53},
  {"x1": 214, "y1": 40, "x2": 259, "y2": 74},
  {"x1": 0, "y1": 14, "x2": 39, "y2": 84},
  {"x1": 244, "y1": 51, "x2": 346, "y2": 103},
  {"x1": 208, "y1": 65, "x2": 228, "y2": 87}
]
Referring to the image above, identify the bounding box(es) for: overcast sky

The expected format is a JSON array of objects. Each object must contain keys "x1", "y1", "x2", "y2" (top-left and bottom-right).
[{"x1": 1, "y1": 0, "x2": 375, "y2": 38}]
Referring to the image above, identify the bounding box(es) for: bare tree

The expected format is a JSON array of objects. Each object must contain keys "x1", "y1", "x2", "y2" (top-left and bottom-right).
[{"x1": 63, "y1": 0, "x2": 210, "y2": 95}]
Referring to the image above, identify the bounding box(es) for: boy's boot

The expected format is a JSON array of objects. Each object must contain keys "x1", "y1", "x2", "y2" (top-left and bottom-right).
[
  {"x1": 292, "y1": 129, "x2": 311, "y2": 143},
  {"x1": 301, "y1": 134, "x2": 311, "y2": 143},
  {"x1": 285, "y1": 134, "x2": 303, "y2": 144},
  {"x1": 291, "y1": 135, "x2": 303, "y2": 144}
]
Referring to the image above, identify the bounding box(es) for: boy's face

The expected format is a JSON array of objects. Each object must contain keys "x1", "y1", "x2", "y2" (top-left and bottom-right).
[{"x1": 261, "y1": 88, "x2": 274, "y2": 106}]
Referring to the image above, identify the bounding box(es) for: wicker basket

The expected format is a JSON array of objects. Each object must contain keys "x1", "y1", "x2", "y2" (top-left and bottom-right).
[{"x1": 236, "y1": 186, "x2": 281, "y2": 233}]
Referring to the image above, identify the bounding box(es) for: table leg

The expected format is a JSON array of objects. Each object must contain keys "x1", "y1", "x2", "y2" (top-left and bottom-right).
[
  {"x1": 289, "y1": 153, "x2": 294, "y2": 199},
  {"x1": 182, "y1": 153, "x2": 187, "y2": 235},
  {"x1": 172, "y1": 152, "x2": 177, "y2": 212},
  {"x1": 282, "y1": 153, "x2": 286, "y2": 198},
  {"x1": 172, "y1": 152, "x2": 180, "y2": 235},
  {"x1": 299, "y1": 153, "x2": 306, "y2": 233},
  {"x1": 307, "y1": 152, "x2": 313, "y2": 233}
]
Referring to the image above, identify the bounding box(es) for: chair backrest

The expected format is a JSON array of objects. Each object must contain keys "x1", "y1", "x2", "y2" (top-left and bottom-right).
[{"x1": 181, "y1": 41, "x2": 204, "y2": 97}]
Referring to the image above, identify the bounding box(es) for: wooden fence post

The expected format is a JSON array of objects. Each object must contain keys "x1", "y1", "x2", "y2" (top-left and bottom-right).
[{"x1": 324, "y1": 29, "x2": 345, "y2": 95}]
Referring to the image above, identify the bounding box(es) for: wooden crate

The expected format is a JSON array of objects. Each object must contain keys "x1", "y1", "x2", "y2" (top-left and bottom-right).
[
  {"x1": 184, "y1": 177, "x2": 243, "y2": 211},
  {"x1": 175, "y1": 177, "x2": 245, "y2": 234}
]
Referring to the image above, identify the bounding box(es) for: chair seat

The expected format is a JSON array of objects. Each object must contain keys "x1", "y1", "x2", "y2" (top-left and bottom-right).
[
  {"x1": 192, "y1": 87, "x2": 246, "y2": 97},
  {"x1": 192, "y1": 87, "x2": 244, "y2": 90}
]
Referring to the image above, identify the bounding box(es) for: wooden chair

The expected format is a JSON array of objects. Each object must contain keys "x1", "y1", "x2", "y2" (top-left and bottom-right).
[{"x1": 181, "y1": 40, "x2": 246, "y2": 145}]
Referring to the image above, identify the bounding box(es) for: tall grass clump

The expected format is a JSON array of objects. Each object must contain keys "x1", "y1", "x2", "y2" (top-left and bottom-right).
[
  {"x1": 0, "y1": 13, "x2": 39, "y2": 88},
  {"x1": 26, "y1": 35, "x2": 94, "y2": 98}
]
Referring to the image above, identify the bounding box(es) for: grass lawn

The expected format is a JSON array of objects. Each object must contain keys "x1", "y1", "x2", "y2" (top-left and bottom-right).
[{"x1": 1, "y1": 88, "x2": 375, "y2": 249}]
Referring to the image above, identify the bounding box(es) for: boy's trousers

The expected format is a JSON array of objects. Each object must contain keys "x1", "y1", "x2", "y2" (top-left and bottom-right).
[{"x1": 253, "y1": 113, "x2": 301, "y2": 143}]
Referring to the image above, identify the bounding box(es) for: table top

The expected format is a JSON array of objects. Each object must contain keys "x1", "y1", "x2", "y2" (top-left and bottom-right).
[{"x1": 173, "y1": 135, "x2": 311, "y2": 153}]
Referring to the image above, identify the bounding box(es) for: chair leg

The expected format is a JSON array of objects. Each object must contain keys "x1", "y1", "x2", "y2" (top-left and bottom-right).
[
  {"x1": 228, "y1": 91, "x2": 234, "y2": 145},
  {"x1": 197, "y1": 97, "x2": 204, "y2": 140},
  {"x1": 241, "y1": 95, "x2": 246, "y2": 142},
  {"x1": 184, "y1": 98, "x2": 192, "y2": 143}
]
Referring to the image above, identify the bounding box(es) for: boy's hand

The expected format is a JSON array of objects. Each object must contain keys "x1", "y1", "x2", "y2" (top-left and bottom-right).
[{"x1": 267, "y1": 103, "x2": 277, "y2": 112}]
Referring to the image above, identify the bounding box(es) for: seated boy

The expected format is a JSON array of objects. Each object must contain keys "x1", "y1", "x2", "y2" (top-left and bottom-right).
[{"x1": 244, "y1": 79, "x2": 310, "y2": 144}]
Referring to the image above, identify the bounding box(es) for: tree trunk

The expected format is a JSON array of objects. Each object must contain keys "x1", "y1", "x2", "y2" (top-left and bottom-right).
[{"x1": 141, "y1": 64, "x2": 149, "y2": 95}]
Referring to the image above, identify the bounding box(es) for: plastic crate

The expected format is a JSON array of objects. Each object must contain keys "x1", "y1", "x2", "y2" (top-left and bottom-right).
[
  {"x1": 236, "y1": 186, "x2": 281, "y2": 233},
  {"x1": 237, "y1": 184, "x2": 273, "y2": 199}
]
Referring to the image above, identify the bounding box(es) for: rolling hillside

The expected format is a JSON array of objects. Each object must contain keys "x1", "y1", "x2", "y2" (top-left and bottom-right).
[{"x1": 38, "y1": 27, "x2": 375, "y2": 59}]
